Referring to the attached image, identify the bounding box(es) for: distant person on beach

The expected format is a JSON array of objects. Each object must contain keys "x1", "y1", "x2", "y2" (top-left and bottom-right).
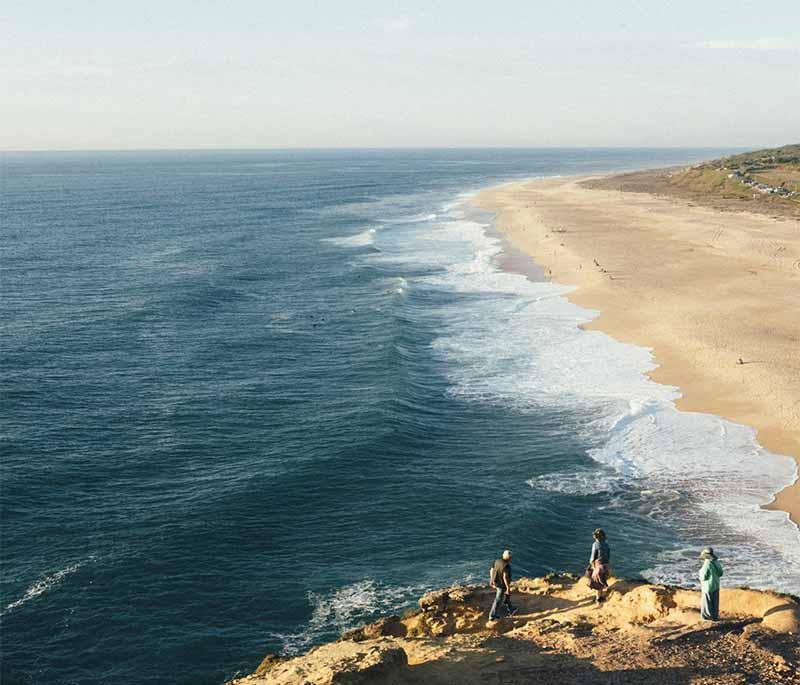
[
  {"x1": 488, "y1": 550, "x2": 517, "y2": 620},
  {"x1": 588, "y1": 528, "x2": 611, "y2": 602},
  {"x1": 698, "y1": 547, "x2": 724, "y2": 620}
]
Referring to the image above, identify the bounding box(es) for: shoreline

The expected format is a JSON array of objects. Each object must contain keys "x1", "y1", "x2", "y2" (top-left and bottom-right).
[{"x1": 473, "y1": 173, "x2": 800, "y2": 527}]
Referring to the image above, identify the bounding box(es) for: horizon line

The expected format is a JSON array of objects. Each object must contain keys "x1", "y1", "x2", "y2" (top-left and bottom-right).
[{"x1": 1, "y1": 144, "x2": 759, "y2": 155}]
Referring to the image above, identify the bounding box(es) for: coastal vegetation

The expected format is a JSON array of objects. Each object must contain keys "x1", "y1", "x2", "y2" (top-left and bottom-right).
[
  {"x1": 669, "y1": 143, "x2": 800, "y2": 203},
  {"x1": 584, "y1": 143, "x2": 800, "y2": 219}
]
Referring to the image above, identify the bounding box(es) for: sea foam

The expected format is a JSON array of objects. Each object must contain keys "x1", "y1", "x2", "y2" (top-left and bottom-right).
[
  {"x1": 269, "y1": 580, "x2": 428, "y2": 655},
  {"x1": 321, "y1": 226, "x2": 380, "y2": 247},
  {"x1": 2, "y1": 559, "x2": 91, "y2": 615},
  {"x1": 359, "y1": 195, "x2": 800, "y2": 595}
]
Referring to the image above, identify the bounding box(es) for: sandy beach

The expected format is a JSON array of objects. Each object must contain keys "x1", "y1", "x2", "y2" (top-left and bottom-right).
[{"x1": 475, "y1": 175, "x2": 800, "y2": 526}]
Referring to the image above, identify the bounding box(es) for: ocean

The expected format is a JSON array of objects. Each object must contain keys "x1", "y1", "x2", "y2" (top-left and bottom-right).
[{"x1": 2, "y1": 149, "x2": 798, "y2": 685}]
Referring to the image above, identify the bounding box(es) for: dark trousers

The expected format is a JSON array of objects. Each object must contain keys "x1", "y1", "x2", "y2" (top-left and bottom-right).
[
  {"x1": 490, "y1": 587, "x2": 513, "y2": 618},
  {"x1": 701, "y1": 589, "x2": 719, "y2": 620}
]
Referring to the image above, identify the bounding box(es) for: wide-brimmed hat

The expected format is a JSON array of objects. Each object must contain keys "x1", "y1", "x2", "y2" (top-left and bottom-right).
[{"x1": 699, "y1": 547, "x2": 717, "y2": 560}]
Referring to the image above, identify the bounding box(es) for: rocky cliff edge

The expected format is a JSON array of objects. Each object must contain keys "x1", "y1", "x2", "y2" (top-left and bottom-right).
[{"x1": 230, "y1": 575, "x2": 800, "y2": 684}]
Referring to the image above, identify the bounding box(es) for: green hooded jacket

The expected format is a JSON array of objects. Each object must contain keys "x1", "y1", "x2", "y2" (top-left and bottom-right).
[{"x1": 699, "y1": 559, "x2": 723, "y2": 593}]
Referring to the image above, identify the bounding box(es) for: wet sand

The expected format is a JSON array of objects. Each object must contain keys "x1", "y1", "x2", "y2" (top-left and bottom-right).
[{"x1": 474, "y1": 175, "x2": 800, "y2": 526}]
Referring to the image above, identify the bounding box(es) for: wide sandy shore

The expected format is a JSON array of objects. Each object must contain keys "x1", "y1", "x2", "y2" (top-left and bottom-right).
[{"x1": 474, "y1": 175, "x2": 800, "y2": 525}]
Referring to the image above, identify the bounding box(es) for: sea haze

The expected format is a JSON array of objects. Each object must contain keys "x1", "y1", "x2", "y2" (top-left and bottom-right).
[{"x1": 2, "y1": 148, "x2": 798, "y2": 685}]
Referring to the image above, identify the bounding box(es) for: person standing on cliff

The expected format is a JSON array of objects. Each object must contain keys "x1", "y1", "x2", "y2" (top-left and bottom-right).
[
  {"x1": 588, "y1": 528, "x2": 611, "y2": 603},
  {"x1": 698, "y1": 547, "x2": 724, "y2": 620},
  {"x1": 488, "y1": 550, "x2": 517, "y2": 621}
]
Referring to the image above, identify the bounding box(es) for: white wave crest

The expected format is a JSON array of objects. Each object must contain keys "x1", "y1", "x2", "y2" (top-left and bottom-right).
[
  {"x1": 322, "y1": 226, "x2": 379, "y2": 247},
  {"x1": 3, "y1": 559, "x2": 90, "y2": 614},
  {"x1": 527, "y1": 470, "x2": 625, "y2": 496},
  {"x1": 269, "y1": 579, "x2": 428, "y2": 655},
  {"x1": 385, "y1": 213, "x2": 437, "y2": 224}
]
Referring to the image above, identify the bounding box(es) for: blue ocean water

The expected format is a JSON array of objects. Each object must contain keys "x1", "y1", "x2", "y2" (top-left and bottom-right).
[{"x1": 2, "y1": 149, "x2": 798, "y2": 685}]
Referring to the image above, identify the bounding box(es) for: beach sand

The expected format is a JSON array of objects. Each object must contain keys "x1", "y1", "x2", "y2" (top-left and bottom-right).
[{"x1": 474, "y1": 175, "x2": 800, "y2": 526}]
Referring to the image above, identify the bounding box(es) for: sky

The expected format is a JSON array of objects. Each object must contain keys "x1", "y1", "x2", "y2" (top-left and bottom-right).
[{"x1": 3, "y1": 0, "x2": 799, "y2": 150}]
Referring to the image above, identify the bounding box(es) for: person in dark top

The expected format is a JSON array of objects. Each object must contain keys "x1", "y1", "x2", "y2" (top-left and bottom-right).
[
  {"x1": 588, "y1": 528, "x2": 611, "y2": 602},
  {"x1": 488, "y1": 550, "x2": 517, "y2": 621}
]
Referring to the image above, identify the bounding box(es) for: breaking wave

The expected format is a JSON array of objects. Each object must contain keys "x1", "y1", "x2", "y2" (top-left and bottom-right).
[
  {"x1": 268, "y1": 580, "x2": 429, "y2": 655},
  {"x1": 339, "y1": 192, "x2": 800, "y2": 595},
  {"x1": 3, "y1": 559, "x2": 92, "y2": 615}
]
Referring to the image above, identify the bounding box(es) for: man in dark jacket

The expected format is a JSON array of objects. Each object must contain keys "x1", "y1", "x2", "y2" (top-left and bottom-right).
[{"x1": 489, "y1": 550, "x2": 517, "y2": 621}]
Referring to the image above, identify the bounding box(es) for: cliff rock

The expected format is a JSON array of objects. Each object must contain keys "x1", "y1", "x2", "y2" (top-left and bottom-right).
[{"x1": 230, "y1": 575, "x2": 800, "y2": 684}]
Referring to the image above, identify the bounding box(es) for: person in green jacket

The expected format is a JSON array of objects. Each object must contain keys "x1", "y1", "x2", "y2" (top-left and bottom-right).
[{"x1": 698, "y1": 547, "x2": 723, "y2": 620}]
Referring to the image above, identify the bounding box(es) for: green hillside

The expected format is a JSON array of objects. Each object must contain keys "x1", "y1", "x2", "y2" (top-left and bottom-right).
[{"x1": 671, "y1": 144, "x2": 800, "y2": 198}]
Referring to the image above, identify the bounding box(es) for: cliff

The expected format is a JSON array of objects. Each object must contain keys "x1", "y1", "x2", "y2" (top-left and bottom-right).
[{"x1": 230, "y1": 575, "x2": 800, "y2": 684}]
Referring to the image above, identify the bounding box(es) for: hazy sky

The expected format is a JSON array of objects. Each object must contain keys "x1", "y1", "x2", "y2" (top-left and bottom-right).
[{"x1": 3, "y1": 0, "x2": 799, "y2": 150}]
